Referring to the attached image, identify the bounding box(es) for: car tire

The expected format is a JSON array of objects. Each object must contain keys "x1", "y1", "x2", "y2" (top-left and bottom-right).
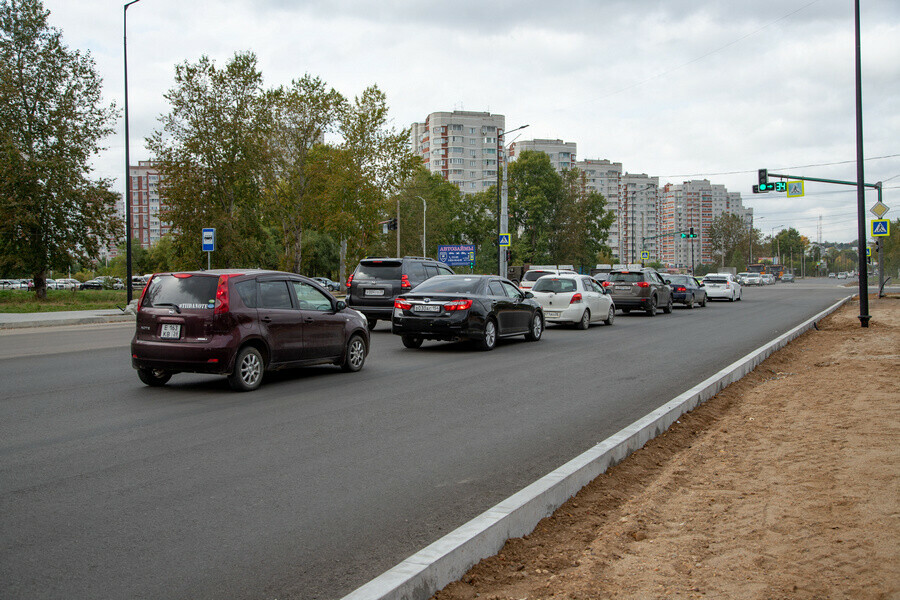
[
  {"x1": 401, "y1": 335, "x2": 423, "y2": 349},
  {"x1": 687, "y1": 295, "x2": 695, "y2": 309},
  {"x1": 478, "y1": 318, "x2": 497, "y2": 351},
  {"x1": 646, "y1": 296, "x2": 657, "y2": 317},
  {"x1": 525, "y1": 312, "x2": 543, "y2": 341},
  {"x1": 228, "y1": 346, "x2": 264, "y2": 392},
  {"x1": 700, "y1": 295, "x2": 707, "y2": 307},
  {"x1": 737, "y1": 291, "x2": 742, "y2": 301},
  {"x1": 367, "y1": 318, "x2": 377, "y2": 330},
  {"x1": 577, "y1": 309, "x2": 590, "y2": 330},
  {"x1": 604, "y1": 305, "x2": 615, "y2": 326},
  {"x1": 729, "y1": 292, "x2": 736, "y2": 302},
  {"x1": 662, "y1": 296, "x2": 673, "y2": 314},
  {"x1": 137, "y1": 368, "x2": 171, "y2": 387},
  {"x1": 342, "y1": 334, "x2": 367, "y2": 371}
]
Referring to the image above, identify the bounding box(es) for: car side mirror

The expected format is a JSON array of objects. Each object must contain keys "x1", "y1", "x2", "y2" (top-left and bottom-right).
[
  {"x1": 336, "y1": 300, "x2": 347, "y2": 311},
  {"x1": 523, "y1": 291, "x2": 534, "y2": 299}
]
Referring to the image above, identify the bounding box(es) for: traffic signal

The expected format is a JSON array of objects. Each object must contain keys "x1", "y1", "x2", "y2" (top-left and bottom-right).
[
  {"x1": 505, "y1": 249, "x2": 511, "y2": 262},
  {"x1": 387, "y1": 218, "x2": 398, "y2": 230},
  {"x1": 758, "y1": 169, "x2": 768, "y2": 185},
  {"x1": 689, "y1": 227, "x2": 697, "y2": 238}
]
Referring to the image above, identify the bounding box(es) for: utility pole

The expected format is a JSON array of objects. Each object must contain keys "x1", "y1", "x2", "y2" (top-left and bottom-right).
[{"x1": 853, "y1": 0, "x2": 870, "y2": 326}]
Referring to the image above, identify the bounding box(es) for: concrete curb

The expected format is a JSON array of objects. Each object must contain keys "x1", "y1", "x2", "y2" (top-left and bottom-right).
[
  {"x1": 341, "y1": 295, "x2": 853, "y2": 600},
  {"x1": 0, "y1": 314, "x2": 135, "y2": 330}
]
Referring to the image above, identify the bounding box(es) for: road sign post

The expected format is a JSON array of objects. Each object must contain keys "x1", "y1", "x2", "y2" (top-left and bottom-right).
[{"x1": 202, "y1": 228, "x2": 215, "y2": 270}]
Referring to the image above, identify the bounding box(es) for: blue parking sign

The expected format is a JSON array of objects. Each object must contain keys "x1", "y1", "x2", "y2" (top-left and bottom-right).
[{"x1": 202, "y1": 228, "x2": 215, "y2": 251}]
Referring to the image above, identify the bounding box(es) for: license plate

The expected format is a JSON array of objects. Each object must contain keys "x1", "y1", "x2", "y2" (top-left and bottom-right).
[
  {"x1": 365, "y1": 289, "x2": 385, "y2": 296},
  {"x1": 616, "y1": 286, "x2": 631, "y2": 291},
  {"x1": 546, "y1": 311, "x2": 560, "y2": 318},
  {"x1": 413, "y1": 304, "x2": 440, "y2": 312},
  {"x1": 159, "y1": 324, "x2": 181, "y2": 339}
]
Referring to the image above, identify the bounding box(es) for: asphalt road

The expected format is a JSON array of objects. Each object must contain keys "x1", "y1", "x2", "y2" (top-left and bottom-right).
[{"x1": 0, "y1": 279, "x2": 852, "y2": 599}]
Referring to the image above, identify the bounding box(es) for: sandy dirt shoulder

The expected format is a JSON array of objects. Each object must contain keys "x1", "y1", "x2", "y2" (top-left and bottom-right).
[{"x1": 433, "y1": 297, "x2": 899, "y2": 600}]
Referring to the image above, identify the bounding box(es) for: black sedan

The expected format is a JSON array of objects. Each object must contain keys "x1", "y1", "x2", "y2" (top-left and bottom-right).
[
  {"x1": 391, "y1": 274, "x2": 544, "y2": 350},
  {"x1": 663, "y1": 274, "x2": 707, "y2": 309}
]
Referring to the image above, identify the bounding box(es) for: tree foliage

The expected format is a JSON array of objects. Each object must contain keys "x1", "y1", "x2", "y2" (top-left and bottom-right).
[
  {"x1": 707, "y1": 213, "x2": 750, "y2": 269},
  {"x1": 0, "y1": 0, "x2": 120, "y2": 297}
]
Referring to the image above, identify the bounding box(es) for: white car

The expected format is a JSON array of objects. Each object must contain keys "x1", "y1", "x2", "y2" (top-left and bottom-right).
[
  {"x1": 761, "y1": 273, "x2": 776, "y2": 285},
  {"x1": 530, "y1": 273, "x2": 615, "y2": 328},
  {"x1": 518, "y1": 268, "x2": 577, "y2": 291},
  {"x1": 743, "y1": 273, "x2": 762, "y2": 286},
  {"x1": 53, "y1": 278, "x2": 81, "y2": 290},
  {"x1": 702, "y1": 273, "x2": 742, "y2": 302}
]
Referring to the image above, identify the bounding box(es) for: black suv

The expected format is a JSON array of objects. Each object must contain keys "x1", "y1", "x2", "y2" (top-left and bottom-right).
[
  {"x1": 347, "y1": 256, "x2": 455, "y2": 329},
  {"x1": 602, "y1": 268, "x2": 673, "y2": 316}
]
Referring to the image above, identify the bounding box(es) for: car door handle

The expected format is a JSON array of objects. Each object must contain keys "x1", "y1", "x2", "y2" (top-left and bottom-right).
[
  {"x1": 304, "y1": 318, "x2": 314, "y2": 323},
  {"x1": 261, "y1": 316, "x2": 272, "y2": 323}
]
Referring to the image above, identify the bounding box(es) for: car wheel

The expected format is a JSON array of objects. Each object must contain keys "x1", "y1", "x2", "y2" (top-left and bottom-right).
[
  {"x1": 662, "y1": 296, "x2": 673, "y2": 314},
  {"x1": 342, "y1": 334, "x2": 367, "y2": 371},
  {"x1": 478, "y1": 318, "x2": 497, "y2": 351},
  {"x1": 577, "y1": 309, "x2": 590, "y2": 330},
  {"x1": 687, "y1": 295, "x2": 695, "y2": 309},
  {"x1": 401, "y1": 335, "x2": 423, "y2": 349},
  {"x1": 729, "y1": 292, "x2": 736, "y2": 302},
  {"x1": 137, "y1": 368, "x2": 171, "y2": 387},
  {"x1": 700, "y1": 295, "x2": 707, "y2": 307},
  {"x1": 604, "y1": 305, "x2": 615, "y2": 326},
  {"x1": 646, "y1": 296, "x2": 657, "y2": 317},
  {"x1": 367, "y1": 318, "x2": 377, "y2": 330},
  {"x1": 525, "y1": 312, "x2": 543, "y2": 341},
  {"x1": 228, "y1": 346, "x2": 264, "y2": 392},
  {"x1": 737, "y1": 291, "x2": 742, "y2": 301}
]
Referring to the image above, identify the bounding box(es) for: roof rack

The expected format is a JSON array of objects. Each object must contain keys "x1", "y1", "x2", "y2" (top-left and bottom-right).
[{"x1": 402, "y1": 256, "x2": 435, "y2": 261}]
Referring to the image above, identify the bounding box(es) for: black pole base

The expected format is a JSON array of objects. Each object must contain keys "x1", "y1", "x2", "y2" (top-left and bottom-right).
[{"x1": 858, "y1": 314, "x2": 871, "y2": 328}]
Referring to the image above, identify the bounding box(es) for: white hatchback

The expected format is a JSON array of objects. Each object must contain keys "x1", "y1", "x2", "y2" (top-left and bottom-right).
[
  {"x1": 530, "y1": 274, "x2": 615, "y2": 328},
  {"x1": 702, "y1": 273, "x2": 742, "y2": 302},
  {"x1": 518, "y1": 268, "x2": 577, "y2": 291}
]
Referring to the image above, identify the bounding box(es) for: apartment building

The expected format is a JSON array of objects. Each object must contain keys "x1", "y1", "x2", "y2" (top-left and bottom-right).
[
  {"x1": 657, "y1": 180, "x2": 751, "y2": 268},
  {"x1": 410, "y1": 110, "x2": 506, "y2": 194},
  {"x1": 509, "y1": 138, "x2": 577, "y2": 173},
  {"x1": 575, "y1": 159, "x2": 622, "y2": 257},
  {"x1": 117, "y1": 160, "x2": 170, "y2": 249},
  {"x1": 619, "y1": 173, "x2": 660, "y2": 264}
]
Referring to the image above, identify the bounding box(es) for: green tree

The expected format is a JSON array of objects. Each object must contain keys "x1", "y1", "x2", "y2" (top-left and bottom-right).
[
  {"x1": 878, "y1": 218, "x2": 899, "y2": 278},
  {"x1": 707, "y1": 213, "x2": 749, "y2": 270},
  {"x1": 0, "y1": 0, "x2": 120, "y2": 298},
  {"x1": 147, "y1": 51, "x2": 274, "y2": 270},
  {"x1": 553, "y1": 169, "x2": 615, "y2": 269},
  {"x1": 508, "y1": 150, "x2": 564, "y2": 263},
  {"x1": 267, "y1": 74, "x2": 345, "y2": 272}
]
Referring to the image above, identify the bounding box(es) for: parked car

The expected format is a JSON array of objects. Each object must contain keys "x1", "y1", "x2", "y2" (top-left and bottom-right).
[
  {"x1": 701, "y1": 273, "x2": 742, "y2": 301},
  {"x1": 602, "y1": 268, "x2": 673, "y2": 316},
  {"x1": 531, "y1": 273, "x2": 615, "y2": 328},
  {"x1": 663, "y1": 274, "x2": 707, "y2": 309},
  {"x1": 52, "y1": 278, "x2": 81, "y2": 290},
  {"x1": 781, "y1": 273, "x2": 795, "y2": 283},
  {"x1": 828, "y1": 272, "x2": 836, "y2": 278},
  {"x1": 0, "y1": 279, "x2": 18, "y2": 289},
  {"x1": 391, "y1": 274, "x2": 543, "y2": 350},
  {"x1": 837, "y1": 272, "x2": 849, "y2": 279},
  {"x1": 80, "y1": 276, "x2": 123, "y2": 290},
  {"x1": 518, "y1": 268, "x2": 577, "y2": 291},
  {"x1": 312, "y1": 277, "x2": 340, "y2": 291},
  {"x1": 131, "y1": 269, "x2": 369, "y2": 391},
  {"x1": 347, "y1": 256, "x2": 455, "y2": 330}
]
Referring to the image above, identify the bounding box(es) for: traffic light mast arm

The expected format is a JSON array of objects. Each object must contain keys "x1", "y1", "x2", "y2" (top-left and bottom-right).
[{"x1": 765, "y1": 172, "x2": 880, "y2": 189}]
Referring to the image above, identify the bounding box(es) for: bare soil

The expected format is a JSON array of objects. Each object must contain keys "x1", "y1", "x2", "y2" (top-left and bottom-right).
[{"x1": 433, "y1": 297, "x2": 900, "y2": 600}]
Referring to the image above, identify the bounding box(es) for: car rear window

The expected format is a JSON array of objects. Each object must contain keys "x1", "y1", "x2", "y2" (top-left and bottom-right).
[
  {"x1": 666, "y1": 276, "x2": 691, "y2": 285},
  {"x1": 533, "y1": 278, "x2": 577, "y2": 293},
  {"x1": 411, "y1": 276, "x2": 482, "y2": 294},
  {"x1": 142, "y1": 274, "x2": 218, "y2": 310},
  {"x1": 607, "y1": 272, "x2": 643, "y2": 283},
  {"x1": 704, "y1": 276, "x2": 728, "y2": 283},
  {"x1": 523, "y1": 270, "x2": 552, "y2": 282},
  {"x1": 355, "y1": 261, "x2": 402, "y2": 280}
]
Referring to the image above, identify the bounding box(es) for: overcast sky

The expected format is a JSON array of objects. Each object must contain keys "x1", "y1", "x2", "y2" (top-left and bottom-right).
[{"x1": 39, "y1": 0, "x2": 900, "y2": 243}]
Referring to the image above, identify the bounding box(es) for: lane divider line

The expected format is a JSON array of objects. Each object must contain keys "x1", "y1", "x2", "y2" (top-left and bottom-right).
[{"x1": 341, "y1": 296, "x2": 853, "y2": 600}]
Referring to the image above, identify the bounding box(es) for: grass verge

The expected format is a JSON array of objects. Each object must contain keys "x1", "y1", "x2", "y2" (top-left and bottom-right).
[{"x1": 0, "y1": 290, "x2": 129, "y2": 313}]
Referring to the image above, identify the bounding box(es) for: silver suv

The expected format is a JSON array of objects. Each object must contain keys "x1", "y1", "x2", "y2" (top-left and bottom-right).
[{"x1": 603, "y1": 268, "x2": 673, "y2": 316}]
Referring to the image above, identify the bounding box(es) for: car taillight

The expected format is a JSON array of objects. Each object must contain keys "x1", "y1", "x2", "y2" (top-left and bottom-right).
[
  {"x1": 602, "y1": 281, "x2": 612, "y2": 287},
  {"x1": 636, "y1": 281, "x2": 650, "y2": 288},
  {"x1": 214, "y1": 274, "x2": 243, "y2": 315},
  {"x1": 725, "y1": 282, "x2": 731, "y2": 289},
  {"x1": 136, "y1": 274, "x2": 153, "y2": 312},
  {"x1": 346, "y1": 274, "x2": 353, "y2": 287},
  {"x1": 394, "y1": 298, "x2": 412, "y2": 310},
  {"x1": 569, "y1": 293, "x2": 583, "y2": 304},
  {"x1": 173, "y1": 273, "x2": 192, "y2": 279},
  {"x1": 443, "y1": 299, "x2": 473, "y2": 311},
  {"x1": 401, "y1": 274, "x2": 411, "y2": 289},
  {"x1": 675, "y1": 286, "x2": 686, "y2": 292}
]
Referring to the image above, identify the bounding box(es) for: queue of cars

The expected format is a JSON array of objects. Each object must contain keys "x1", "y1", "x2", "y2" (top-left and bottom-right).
[{"x1": 125, "y1": 257, "x2": 761, "y2": 393}]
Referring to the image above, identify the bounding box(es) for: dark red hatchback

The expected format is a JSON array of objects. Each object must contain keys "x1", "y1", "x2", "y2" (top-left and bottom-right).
[{"x1": 131, "y1": 269, "x2": 369, "y2": 391}]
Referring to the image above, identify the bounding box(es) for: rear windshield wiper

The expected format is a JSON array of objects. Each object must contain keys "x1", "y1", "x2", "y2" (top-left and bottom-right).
[{"x1": 153, "y1": 302, "x2": 181, "y2": 313}]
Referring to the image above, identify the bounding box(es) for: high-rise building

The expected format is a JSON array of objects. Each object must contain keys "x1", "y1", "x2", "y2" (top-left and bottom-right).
[
  {"x1": 619, "y1": 173, "x2": 660, "y2": 264},
  {"x1": 657, "y1": 179, "x2": 751, "y2": 268},
  {"x1": 575, "y1": 159, "x2": 622, "y2": 257},
  {"x1": 410, "y1": 110, "x2": 506, "y2": 194},
  {"x1": 509, "y1": 139, "x2": 577, "y2": 173},
  {"x1": 118, "y1": 160, "x2": 170, "y2": 249}
]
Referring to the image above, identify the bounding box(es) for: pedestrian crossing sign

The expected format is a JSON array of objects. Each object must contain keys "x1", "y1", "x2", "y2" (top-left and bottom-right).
[
  {"x1": 641, "y1": 251, "x2": 650, "y2": 260},
  {"x1": 871, "y1": 219, "x2": 890, "y2": 237},
  {"x1": 499, "y1": 234, "x2": 510, "y2": 246}
]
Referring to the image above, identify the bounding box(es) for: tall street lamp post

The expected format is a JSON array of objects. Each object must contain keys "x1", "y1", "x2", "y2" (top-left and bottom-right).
[
  {"x1": 123, "y1": 0, "x2": 142, "y2": 303},
  {"x1": 497, "y1": 124, "x2": 529, "y2": 276},
  {"x1": 416, "y1": 196, "x2": 427, "y2": 256}
]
